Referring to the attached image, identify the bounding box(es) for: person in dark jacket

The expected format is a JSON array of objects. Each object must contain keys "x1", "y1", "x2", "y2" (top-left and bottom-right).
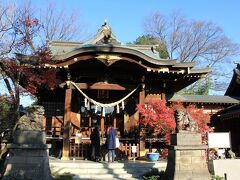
[
  {"x1": 106, "y1": 125, "x2": 116, "y2": 162},
  {"x1": 90, "y1": 126, "x2": 101, "y2": 161}
]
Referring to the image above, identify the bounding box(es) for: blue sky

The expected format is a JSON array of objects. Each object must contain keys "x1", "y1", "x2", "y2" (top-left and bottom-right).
[
  {"x1": 7, "y1": 0, "x2": 240, "y2": 44},
  {"x1": 2, "y1": 0, "x2": 240, "y2": 106}
]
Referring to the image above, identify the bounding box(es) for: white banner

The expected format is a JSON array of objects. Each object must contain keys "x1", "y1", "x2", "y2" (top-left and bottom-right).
[{"x1": 208, "y1": 132, "x2": 231, "y2": 148}]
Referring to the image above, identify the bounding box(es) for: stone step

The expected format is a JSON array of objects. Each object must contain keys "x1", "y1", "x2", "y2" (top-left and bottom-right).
[
  {"x1": 52, "y1": 167, "x2": 128, "y2": 174},
  {"x1": 50, "y1": 160, "x2": 167, "y2": 169},
  {"x1": 72, "y1": 174, "x2": 137, "y2": 180},
  {"x1": 51, "y1": 165, "x2": 149, "y2": 177},
  {"x1": 50, "y1": 159, "x2": 167, "y2": 180}
]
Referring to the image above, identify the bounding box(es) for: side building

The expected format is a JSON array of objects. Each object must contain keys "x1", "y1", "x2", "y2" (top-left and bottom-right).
[{"x1": 211, "y1": 63, "x2": 240, "y2": 156}]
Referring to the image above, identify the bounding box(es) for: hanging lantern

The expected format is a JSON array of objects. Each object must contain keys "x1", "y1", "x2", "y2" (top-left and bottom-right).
[{"x1": 116, "y1": 104, "x2": 120, "y2": 114}]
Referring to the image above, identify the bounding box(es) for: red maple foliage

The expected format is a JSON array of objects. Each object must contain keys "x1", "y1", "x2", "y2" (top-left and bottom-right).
[
  {"x1": 137, "y1": 100, "x2": 211, "y2": 157},
  {"x1": 5, "y1": 49, "x2": 60, "y2": 95},
  {"x1": 137, "y1": 100, "x2": 175, "y2": 145}
]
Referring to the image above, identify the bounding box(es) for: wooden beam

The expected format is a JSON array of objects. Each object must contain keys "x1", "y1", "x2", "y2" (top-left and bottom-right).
[{"x1": 74, "y1": 83, "x2": 126, "y2": 90}]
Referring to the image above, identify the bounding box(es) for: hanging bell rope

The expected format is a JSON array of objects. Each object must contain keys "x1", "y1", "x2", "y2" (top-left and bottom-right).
[{"x1": 70, "y1": 81, "x2": 140, "y2": 108}]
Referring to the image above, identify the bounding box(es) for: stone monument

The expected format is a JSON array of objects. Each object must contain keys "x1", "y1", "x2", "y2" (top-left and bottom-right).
[
  {"x1": 165, "y1": 109, "x2": 210, "y2": 180},
  {"x1": 3, "y1": 105, "x2": 52, "y2": 180}
]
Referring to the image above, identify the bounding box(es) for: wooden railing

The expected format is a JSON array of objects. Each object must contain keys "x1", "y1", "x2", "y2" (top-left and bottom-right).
[
  {"x1": 69, "y1": 141, "x2": 91, "y2": 160},
  {"x1": 119, "y1": 143, "x2": 140, "y2": 160},
  {"x1": 69, "y1": 139, "x2": 140, "y2": 160}
]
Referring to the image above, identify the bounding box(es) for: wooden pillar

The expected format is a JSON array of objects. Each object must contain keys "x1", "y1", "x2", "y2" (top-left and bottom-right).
[
  {"x1": 100, "y1": 117, "x2": 104, "y2": 137},
  {"x1": 88, "y1": 116, "x2": 92, "y2": 135},
  {"x1": 161, "y1": 93, "x2": 166, "y2": 100},
  {"x1": 62, "y1": 88, "x2": 72, "y2": 160},
  {"x1": 139, "y1": 90, "x2": 145, "y2": 105},
  {"x1": 161, "y1": 89, "x2": 166, "y2": 100},
  {"x1": 89, "y1": 116, "x2": 92, "y2": 128},
  {"x1": 139, "y1": 88, "x2": 146, "y2": 156},
  {"x1": 161, "y1": 83, "x2": 166, "y2": 100}
]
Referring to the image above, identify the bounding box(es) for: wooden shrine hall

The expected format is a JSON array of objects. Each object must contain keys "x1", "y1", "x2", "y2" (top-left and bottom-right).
[{"x1": 17, "y1": 21, "x2": 211, "y2": 160}]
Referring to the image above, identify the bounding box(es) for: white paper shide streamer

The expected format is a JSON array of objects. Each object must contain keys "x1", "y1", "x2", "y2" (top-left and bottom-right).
[{"x1": 70, "y1": 81, "x2": 139, "y2": 116}]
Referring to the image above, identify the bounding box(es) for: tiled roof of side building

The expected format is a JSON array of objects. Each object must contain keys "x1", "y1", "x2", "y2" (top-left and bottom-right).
[{"x1": 168, "y1": 94, "x2": 240, "y2": 104}]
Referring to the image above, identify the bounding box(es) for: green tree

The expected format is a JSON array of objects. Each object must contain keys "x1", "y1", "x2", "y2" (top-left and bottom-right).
[
  {"x1": 179, "y1": 78, "x2": 212, "y2": 95},
  {"x1": 132, "y1": 34, "x2": 169, "y2": 59},
  {"x1": 0, "y1": 95, "x2": 12, "y2": 140},
  {"x1": 0, "y1": 96, "x2": 11, "y2": 119}
]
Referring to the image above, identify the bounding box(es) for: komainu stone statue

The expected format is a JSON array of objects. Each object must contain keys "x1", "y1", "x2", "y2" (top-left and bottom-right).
[
  {"x1": 174, "y1": 109, "x2": 198, "y2": 133},
  {"x1": 166, "y1": 110, "x2": 210, "y2": 179},
  {"x1": 15, "y1": 105, "x2": 44, "y2": 131},
  {"x1": 3, "y1": 105, "x2": 52, "y2": 180},
  {"x1": 13, "y1": 105, "x2": 46, "y2": 145}
]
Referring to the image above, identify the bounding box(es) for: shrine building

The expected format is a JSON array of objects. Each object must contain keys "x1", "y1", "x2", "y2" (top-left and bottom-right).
[{"x1": 17, "y1": 21, "x2": 239, "y2": 159}]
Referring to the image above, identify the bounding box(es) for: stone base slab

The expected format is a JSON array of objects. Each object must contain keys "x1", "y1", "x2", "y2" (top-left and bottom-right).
[
  {"x1": 3, "y1": 143, "x2": 52, "y2": 180},
  {"x1": 171, "y1": 133, "x2": 202, "y2": 146},
  {"x1": 165, "y1": 133, "x2": 211, "y2": 180}
]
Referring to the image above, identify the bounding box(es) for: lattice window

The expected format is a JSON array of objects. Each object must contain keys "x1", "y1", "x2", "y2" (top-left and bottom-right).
[{"x1": 41, "y1": 102, "x2": 64, "y2": 117}]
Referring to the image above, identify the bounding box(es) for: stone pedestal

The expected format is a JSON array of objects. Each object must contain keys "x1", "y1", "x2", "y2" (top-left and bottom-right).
[
  {"x1": 3, "y1": 131, "x2": 52, "y2": 180},
  {"x1": 165, "y1": 133, "x2": 210, "y2": 180}
]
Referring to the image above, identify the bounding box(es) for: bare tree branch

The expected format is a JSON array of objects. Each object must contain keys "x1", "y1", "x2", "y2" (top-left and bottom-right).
[
  {"x1": 40, "y1": 3, "x2": 84, "y2": 42},
  {"x1": 144, "y1": 11, "x2": 240, "y2": 92}
]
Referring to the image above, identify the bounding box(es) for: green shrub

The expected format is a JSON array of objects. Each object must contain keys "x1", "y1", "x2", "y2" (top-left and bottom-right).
[
  {"x1": 52, "y1": 171, "x2": 74, "y2": 180},
  {"x1": 142, "y1": 168, "x2": 165, "y2": 180},
  {"x1": 211, "y1": 175, "x2": 224, "y2": 180}
]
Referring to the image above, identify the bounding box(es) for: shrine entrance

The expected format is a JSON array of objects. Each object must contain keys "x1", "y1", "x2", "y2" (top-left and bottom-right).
[{"x1": 65, "y1": 83, "x2": 141, "y2": 160}]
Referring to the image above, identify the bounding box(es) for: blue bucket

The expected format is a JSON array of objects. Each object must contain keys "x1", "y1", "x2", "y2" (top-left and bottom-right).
[{"x1": 147, "y1": 153, "x2": 160, "y2": 161}]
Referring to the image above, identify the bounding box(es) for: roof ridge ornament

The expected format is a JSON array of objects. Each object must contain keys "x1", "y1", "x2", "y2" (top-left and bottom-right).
[{"x1": 86, "y1": 20, "x2": 120, "y2": 45}]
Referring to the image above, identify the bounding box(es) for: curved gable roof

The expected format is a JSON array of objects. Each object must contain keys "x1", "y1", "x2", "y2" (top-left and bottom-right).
[{"x1": 51, "y1": 44, "x2": 176, "y2": 66}]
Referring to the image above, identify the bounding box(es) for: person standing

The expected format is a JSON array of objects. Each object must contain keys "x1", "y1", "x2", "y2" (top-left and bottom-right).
[
  {"x1": 106, "y1": 125, "x2": 116, "y2": 163},
  {"x1": 90, "y1": 126, "x2": 101, "y2": 162}
]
